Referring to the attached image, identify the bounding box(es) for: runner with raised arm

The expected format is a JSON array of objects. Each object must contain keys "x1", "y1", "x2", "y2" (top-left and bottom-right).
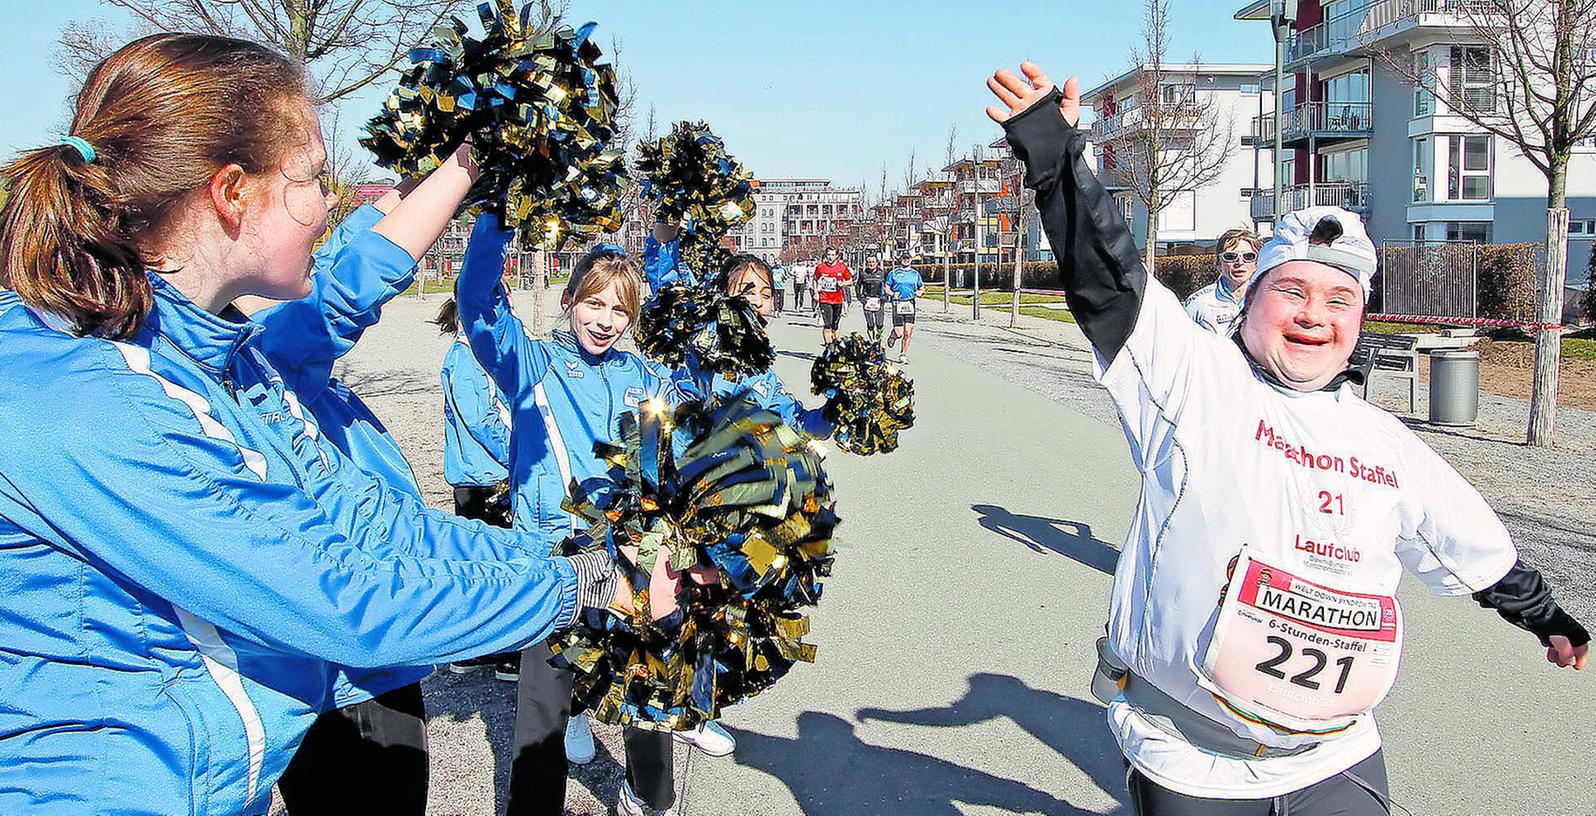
[{"x1": 987, "y1": 61, "x2": 1587, "y2": 816}]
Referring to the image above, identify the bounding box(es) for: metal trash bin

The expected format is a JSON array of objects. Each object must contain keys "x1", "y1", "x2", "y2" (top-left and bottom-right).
[{"x1": 1428, "y1": 349, "x2": 1480, "y2": 427}]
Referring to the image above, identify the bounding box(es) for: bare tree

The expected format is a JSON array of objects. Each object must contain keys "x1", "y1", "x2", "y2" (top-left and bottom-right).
[
  {"x1": 1377, "y1": 0, "x2": 1596, "y2": 446},
  {"x1": 902, "y1": 148, "x2": 918, "y2": 194},
  {"x1": 1102, "y1": 0, "x2": 1236, "y2": 275},
  {"x1": 943, "y1": 121, "x2": 960, "y2": 170},
  {"x1": 56, "y1": 0, "x2": 571, "y2": 105}
]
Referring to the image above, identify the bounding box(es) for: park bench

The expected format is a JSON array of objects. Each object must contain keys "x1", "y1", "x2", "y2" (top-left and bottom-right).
[{"x1": 1350, "y1": 333, "x2": 1419, "y2": 413}]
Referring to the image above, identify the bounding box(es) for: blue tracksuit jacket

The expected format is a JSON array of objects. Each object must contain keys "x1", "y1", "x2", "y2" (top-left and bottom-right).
[
  {"x1": 251, "y1": 203, "x2": 434, "y2": 708},
  {"x1": 443, "y1": 335, "x2": 512, "y2": 487},
  {"x1": 642, "y1": 233, "x2": 694, "y2": 290},
  {"x1": 679, "y1": 365, "x2": 835, "y2": 439},
  {"x1": 0, "y1": 271, "x2": 579, "y2": 815},
  {"x1": 456, "y1": 215, "x2": 683, "y2": 545}
]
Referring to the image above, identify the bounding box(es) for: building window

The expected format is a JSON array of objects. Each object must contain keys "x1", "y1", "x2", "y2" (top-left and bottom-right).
[
  {"x1": 1323, "y1": 146, "x2": 1367, "y2": 184},
  {"x1": 1449, "y1": 46, "x2": 1496, "y2": 114},
  {"x1": 1412, "y1": 137, "x2": 1431, "y2": 203},
  {"x1": 1241, "y1": 82, "x2": 1260, "y2": 95},
  {"x1": 1445, "y1": 222, "x2": 1490, "y2": 243},
  {"x1": 1413, "y1": 49, "x2": 1433, "y2": 117},
  {"x1": 1412, "y1": 223, "x2": 1426, "y2": 242},
  {"x1": 1447, "y1": 134, "x2": 1491, "y2": 200},
  {"x1": 1569, "y1": 219, "x2": 1596, "y2": 239}
]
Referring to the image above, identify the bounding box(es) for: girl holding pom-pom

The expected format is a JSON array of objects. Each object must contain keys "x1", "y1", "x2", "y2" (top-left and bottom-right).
[
  {"x1": 453, "y1": 220, "x2": 692, "y2": 816},
  {"x1": 0, "y1": 34, "x2": 629, "y2": 816}
]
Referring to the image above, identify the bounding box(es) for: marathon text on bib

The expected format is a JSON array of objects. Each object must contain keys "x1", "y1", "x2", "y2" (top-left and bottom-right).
[
  {"x1": 1198, "y1": 549, "x2": 1402, "y2": 737},
  {"x1": 865, "y1": 297, "x2": 882, "y2": 312},
  {"x1": 817, "y1": 277, "x2": 840, "y2": 293},
  {"x1": 895, "y1": 300, "x2": 916, "y2": 315}
]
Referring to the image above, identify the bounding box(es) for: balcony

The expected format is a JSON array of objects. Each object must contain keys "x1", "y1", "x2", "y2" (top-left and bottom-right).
[
  {"x1": 1250, "y1": 181, "x2": 1370, "y2": 219},
  {"x1": 957, "y1": 179, "x2": 1001, "y2": 195},
  {"x1": 1253, "y1": 102, "x2": 1372, "y2": 146},
  {"x1": 1287, "y1": 0, "x2": 1495, "y2": 65}
]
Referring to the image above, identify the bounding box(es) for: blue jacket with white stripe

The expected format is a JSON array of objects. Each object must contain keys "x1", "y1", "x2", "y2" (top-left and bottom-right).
[
  {"x1": 456, "y1": 215, "x2": 683, "y2": 544},
  {"x1": 443, "y1": 336, "x2": 512, "y2": 487},
  {"x1": 0, "y1": 273, "x2": 581, "y2": 816},
  {"x1": 250, "y1": 203, "x2": 433, "y2": 708}
]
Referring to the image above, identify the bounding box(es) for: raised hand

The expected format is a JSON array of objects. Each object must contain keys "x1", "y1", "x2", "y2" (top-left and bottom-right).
[
  {"x1": 985, "y1": 62, "x2": 1080, "y2": 128},
  {"x1": 1547, "y1": 635, "x2": 1589, "y2": 670}
]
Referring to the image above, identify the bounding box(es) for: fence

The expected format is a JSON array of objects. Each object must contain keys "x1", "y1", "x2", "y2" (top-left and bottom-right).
[{"x1": 1374, "y1": 240, "x2": 1477, "y2": 318}]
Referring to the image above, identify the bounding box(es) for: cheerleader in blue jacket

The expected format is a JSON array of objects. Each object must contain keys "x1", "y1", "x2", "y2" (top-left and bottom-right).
[{"x1": 455, "y1": 216, "x2": 692, "y2": 816}]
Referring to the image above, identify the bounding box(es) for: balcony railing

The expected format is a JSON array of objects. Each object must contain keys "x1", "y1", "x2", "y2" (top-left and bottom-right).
[
  {"x1": 1287, "y1": 0, "x2": 1493, "y2": 63},
  {"x1": 1250, "y1": 181, "x2": 1371, "y2": 219},
  {"x1": 1253, "y1": 101, "x2": 1373, "y2": 143},
  {"x1": 957, "y1": 179, "x2": 1001, "y2": 195}
]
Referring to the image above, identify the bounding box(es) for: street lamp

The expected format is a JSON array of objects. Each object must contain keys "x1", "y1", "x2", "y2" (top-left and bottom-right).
[
  {"x1": 972, "y1": 143, "x2": 985, "y2": 321},
  {"x1": 1270, "y1": 0, "x2": 1299, "y2": 226}
]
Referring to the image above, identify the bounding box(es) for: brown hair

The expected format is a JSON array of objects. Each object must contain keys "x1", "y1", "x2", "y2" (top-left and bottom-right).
[
  {"x1": 720, "y1": 253, "x2": 772, "y2": 295},
  {"x1": 433, "y1": 298, "x2": 459, "y2": 334},
  {"x1": 1216, "y1": 228, "x2": 1261, "y2": 259},
  {"x1": 0, "y1": 34, "x2": 308, "y2": 338},
  {"x1": 563, "y1": 248, "x2": 643, "y2": 324}
]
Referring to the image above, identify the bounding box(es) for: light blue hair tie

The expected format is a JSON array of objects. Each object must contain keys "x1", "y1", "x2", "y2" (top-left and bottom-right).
[{"x1": 59, "y1": 136, "x2": 97, "y2": 164}]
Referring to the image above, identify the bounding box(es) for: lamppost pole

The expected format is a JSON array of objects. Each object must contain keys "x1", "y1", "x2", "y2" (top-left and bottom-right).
[
  {"x1": 1270, "y1": 0, "x2": 1299, "y2": 226},
  {"x1": 972, "y1": 144, "x2": 984, "y2": 321}
]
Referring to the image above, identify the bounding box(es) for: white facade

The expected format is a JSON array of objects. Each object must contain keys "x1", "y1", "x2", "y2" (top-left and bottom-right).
[
  {"x1": 1083, "y1": 63, "x2": 1275, "y2": 250},
  {"x1": 1236, "y1": 0, "x2": 1596, "y2": 286},
  {"x1": 729, "y1": 178, "x2": 863, "y2": 263}
]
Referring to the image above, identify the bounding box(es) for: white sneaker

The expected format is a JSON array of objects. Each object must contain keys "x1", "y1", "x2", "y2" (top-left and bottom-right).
[
  {"x1": 672, "y1": 720, "x2": 736, "y2": 757},
  {"x1": 617, "y1": 780, "x2": 679, "y2": 816},
  {"x1": 564, "y1": 713, "x2": 596, "y2": 765}
]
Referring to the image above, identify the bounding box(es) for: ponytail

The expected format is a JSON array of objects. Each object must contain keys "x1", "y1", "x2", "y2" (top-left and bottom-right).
[
  {"x1": 0, "y1": 34, "x2": 307, "y2": 339},
  {"x1": 1, "y1": 143, "x2": 147, "y2": 337}
]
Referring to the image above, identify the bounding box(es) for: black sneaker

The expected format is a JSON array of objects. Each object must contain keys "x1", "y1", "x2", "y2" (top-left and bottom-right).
[
  {"x1": 447, "y1": 655, "x2": 499, "y2": 674},
  {"x1": 493, "y1": 655, "x2": 520, "y2": 682}
]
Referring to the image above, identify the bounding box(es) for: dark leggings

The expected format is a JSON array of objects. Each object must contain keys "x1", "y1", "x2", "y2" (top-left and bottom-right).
[
  {"x1": 506, "y1": 643, "x2": 674, "y2": 814},
  {"x1": 277, "y1": 683, "x2": 429, "y2": 816},
  {"x1": 1127, "y1": 750, "x2": 1390, "y2": 816}
]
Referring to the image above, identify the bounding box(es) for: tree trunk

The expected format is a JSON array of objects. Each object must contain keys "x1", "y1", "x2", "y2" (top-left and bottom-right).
[
  {"x1": 1010, "y1": 205, "x2": 1025, "y2": 328},
  {"x1": 1142, "y1": 203, "x2": 1159, "y2": 280},
  {"x1": 942, "y1": 237, "x2": 951, "y2": 313},
  {"x1": 1528, "y1": 154, "x2": 1570, "y2": 446}
]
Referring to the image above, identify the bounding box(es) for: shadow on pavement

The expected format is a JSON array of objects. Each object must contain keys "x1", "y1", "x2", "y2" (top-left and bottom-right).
[
  {"x1": 339, "y1": 367, "x2": 437, "y2": 398},
  {"x1": 971, "y1": 504, "x2": 1120, "y2": 575},
  {"x1": 856, "y1": 673, "x2": 1127, "y2": 810},
  {"x1": 724, "y1": 708, "x2": 1116, "y2": 816}
]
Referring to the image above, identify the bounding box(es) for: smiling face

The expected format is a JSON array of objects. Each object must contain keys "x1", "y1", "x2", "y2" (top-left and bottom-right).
[
  {"x1": 727, "y1": 265, "x2": 775, "y2": 316},
  {"x1": 866, "y1": 257, "x2": 880, "y2": 272},
  {"x1": 1239, "y1": 260, "x2": 1364, "y2": 391},
  {"x1": 563, "y1": 279, "x2": 633, "y2": 354}
]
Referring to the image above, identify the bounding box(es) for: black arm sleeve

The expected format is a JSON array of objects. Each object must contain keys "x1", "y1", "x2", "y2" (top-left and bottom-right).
[
  {"x1": 1001, "y1": 88, "x2": 1147, "y2": 363},
  {"x1": 1472, "y1": 559, "x2": 1590, "y2": 648}
]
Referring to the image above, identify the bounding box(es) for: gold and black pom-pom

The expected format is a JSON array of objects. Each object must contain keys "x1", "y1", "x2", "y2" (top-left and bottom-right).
[
  {"x1": 811, "y1": 333, "x2": 916, "y2": 455},
  {"x1": 635, "y1": 284, "x2": 774, "y2": 381},
  {"x1": 550, "y1": 398, "x2": 837, "y2": 730},
  {"x1": 635, "y1": 122, "x2": 754, "y2": 276},
  {"x1": 361, "y1": 2, "x2": 628, "y2": 248}
]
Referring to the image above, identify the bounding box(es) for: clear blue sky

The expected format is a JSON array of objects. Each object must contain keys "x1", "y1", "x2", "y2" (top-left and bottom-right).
[{"x1": 4, "y1": 1, "x2": 1273, "y2": 194}]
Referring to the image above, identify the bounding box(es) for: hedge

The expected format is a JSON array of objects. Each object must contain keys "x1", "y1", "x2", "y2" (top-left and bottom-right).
[{"x1": 912, "y1": 242, "x2": 1542, "y2": 320}]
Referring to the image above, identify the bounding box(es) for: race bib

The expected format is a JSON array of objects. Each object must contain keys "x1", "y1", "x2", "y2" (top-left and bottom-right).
[
  {"x1": 1197, "y1": 549, "x2": 1402, "y2": 736},
  {"x1": 865, "y1": 297, "x2": 882, "y2": 312},
  {"x1": 895, "y1": 299, "x2": 916, "y2": 315},
  {"x1": 816, "y1": 277, "x2": 840, "y2": 293}
]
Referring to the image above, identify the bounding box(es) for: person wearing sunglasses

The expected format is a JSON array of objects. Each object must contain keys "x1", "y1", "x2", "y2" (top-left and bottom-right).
[{"x1": 1185, "y1": 228, "x2": 1262, "y2": 335}]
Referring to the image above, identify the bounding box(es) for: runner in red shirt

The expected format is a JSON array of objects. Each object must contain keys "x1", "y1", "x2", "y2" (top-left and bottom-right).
[{"x1": 812, "y1": 246, "x2": 854, "y2": 344}]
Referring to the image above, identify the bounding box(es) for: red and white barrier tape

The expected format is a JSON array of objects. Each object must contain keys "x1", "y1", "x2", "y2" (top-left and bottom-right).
[{"x1": 1368, "y1": 313, "x2": 1565, "y2": 332}]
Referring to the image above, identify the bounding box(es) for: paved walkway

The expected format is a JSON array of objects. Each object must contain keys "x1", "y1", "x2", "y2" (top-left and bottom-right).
[{"x1": 286, "y1": 290, "x2": 1593, "y2": 816}]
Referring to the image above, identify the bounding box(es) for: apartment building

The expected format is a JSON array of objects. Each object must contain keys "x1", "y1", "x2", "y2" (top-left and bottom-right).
[
  {"x1": 1084, "y1": 63, "x2": 1276, "y2": 251},
  {"x1": 728, "y1": 178, "x2": 863, "y2": 263},
  {"x1": 1236, "y1": 0, "x2": 1596, "y2": 282}
]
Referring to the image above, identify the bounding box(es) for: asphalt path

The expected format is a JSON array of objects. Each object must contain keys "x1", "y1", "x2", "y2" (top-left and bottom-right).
[{"x1": 301, "y1": 292, "x2": 1593, "y2": 816}]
